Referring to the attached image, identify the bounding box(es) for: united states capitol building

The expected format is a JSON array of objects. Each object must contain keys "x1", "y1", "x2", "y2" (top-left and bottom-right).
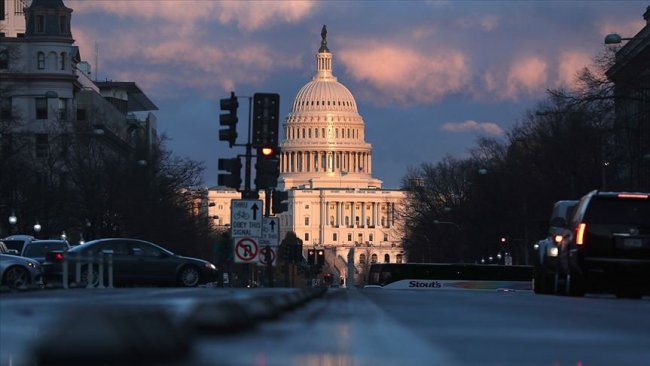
[{"x1": 209, "y1": 27, "x2": 406, "y2": 283}]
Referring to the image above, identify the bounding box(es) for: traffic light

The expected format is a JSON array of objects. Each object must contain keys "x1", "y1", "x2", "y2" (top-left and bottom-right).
[
  {"x1": 252, "y1": 93, "x2": 279, "y2": 149},
  {"x1": 219, "y1": 91, "x2": 238, "y2": 147},
  {"x1": 255, "y1": 147, "x2": 280, "y2": 190},
  {"x1": 272, "y1": 190, "x2": 289, "y2": 214},
  {"x1": 316, "y1": 249, "x2": 325, "y2": 266},
  {"x1": 217, "y1": 157, "x2": 242, "y2": 189},
  {"x1": 307, "y1": 249, "x2": 315, "y2": 265}
]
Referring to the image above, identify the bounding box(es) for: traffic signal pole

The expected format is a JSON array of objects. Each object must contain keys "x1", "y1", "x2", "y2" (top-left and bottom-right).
[{"x1": 242, "y1": 97, "x2": 256, "y2": 199}]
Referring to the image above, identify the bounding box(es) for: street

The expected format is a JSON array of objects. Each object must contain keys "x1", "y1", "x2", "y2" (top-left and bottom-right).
[{"x1": 2, "y1": 287, "x2": 649, "y2": 365}]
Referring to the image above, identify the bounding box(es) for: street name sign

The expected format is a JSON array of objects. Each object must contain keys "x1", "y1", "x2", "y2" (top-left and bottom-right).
[{"x1": 230, "y1": 199, "x2": 263, "y2": 238}]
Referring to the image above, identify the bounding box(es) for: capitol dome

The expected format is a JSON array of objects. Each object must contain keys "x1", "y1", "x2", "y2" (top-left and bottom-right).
[
  {"x1": 278, "y1": 25, "x2": 382, "y2": 190},
  {"x1": 291, "y1": 74, "x2": 358, "y2": 114}
]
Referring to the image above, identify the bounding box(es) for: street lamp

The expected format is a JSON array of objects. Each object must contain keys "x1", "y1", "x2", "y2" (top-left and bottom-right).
[
  {"x1": 8, "y1": 212, "x2": 17, "y2": 226},
  {"x1": 604, "y1": 33, "x2": 635, "y2": 45},
  {"x1": 33, "y1": 221, "x2": 42, "y2": 233}
]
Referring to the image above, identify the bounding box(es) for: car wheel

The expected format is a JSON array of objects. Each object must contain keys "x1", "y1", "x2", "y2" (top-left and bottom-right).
[
  {"x1": 616, "y1": 286, "x2": 643, "y2": 299},
  {"x1": 80, "y1": 266, "x2": 100, "y2": 287},
  {"x1": 179, "y1": 266, "x2": 200, "y2": 287},
  {"x1": 4, "y1": 266, "x2": 30, "y2": 290},
  {"x1": 566, "y1": 270, "x2": 585, "y2": 297},
  {"x1": 533, "y1": 267, "x2": 545, "y2": 294}
]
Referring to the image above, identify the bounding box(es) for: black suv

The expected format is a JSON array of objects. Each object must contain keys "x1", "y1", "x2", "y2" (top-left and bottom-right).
[{"x1": 556, "y1": 190, "x2": 650, "y2": 298}]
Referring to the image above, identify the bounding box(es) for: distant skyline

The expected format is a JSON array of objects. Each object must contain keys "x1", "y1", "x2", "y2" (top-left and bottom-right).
[{"x1": 66, "y1": 0, "x2": 647, "y2": 188}]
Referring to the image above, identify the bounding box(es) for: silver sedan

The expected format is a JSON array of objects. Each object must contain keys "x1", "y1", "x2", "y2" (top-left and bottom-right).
[{"x1": 0, "y1": 254, "x2": 43, "y2": 290}]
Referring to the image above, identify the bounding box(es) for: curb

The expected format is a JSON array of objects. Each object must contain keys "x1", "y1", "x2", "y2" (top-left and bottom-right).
[{"x1": 32, "y1": 287, "x2": 329, "y2": 365}]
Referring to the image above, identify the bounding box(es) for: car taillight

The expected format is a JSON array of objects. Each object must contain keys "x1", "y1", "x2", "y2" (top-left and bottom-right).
[
  {"x1": 576, "y1": 223, "x2": 586, "y2": 245},
  {"x1": 617, "y1": 193, "x2": 648, "y2": 199},
  {"x1": 52, "y1": 252, "x2": 64, "y2": 261}
]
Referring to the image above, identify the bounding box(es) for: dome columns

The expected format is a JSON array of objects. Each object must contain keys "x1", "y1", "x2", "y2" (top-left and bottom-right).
[{"x1": 280, "y1": 149, "x2": 372, "y2": 175}]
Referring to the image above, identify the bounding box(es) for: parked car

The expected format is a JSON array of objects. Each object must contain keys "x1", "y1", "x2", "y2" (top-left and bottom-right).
[
  {"x1": 1, "y1": 242, "x2": 43, "y2": 290},
  {"x1": 42, "y1": 238, "x2": 218, "y2": 287},
  {"x1": 533, "y1": 200, "x2": 578, "y2": 294},
  {"x1": 21, "y1": 240, "x2": 70, "y2": 264},
  {"x1": 2, "y1": 235, "x2": 36, "y2": 255},
  {"x1": 556, "y1": 190, "x2": 650, "y2": 298}
]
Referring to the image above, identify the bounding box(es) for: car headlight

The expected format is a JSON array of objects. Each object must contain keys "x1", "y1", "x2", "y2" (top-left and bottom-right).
[{"x1": 204, "y1": 263, "x2": 216, "y2": 270}]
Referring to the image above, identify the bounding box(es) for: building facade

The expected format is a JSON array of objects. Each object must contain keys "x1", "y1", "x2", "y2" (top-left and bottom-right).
[
  {"x1": 1, "y1": 0, "x2": 158, "y2": 238},
  {"x1": 209, "y1": 26, "x2": 406, "y2": 284},
  {"x1": 0, "y1": 0, "x2": 32, "y2": 38},
  {"x1": 605, "y1": 6, "x2": 650, "y2": 192}
]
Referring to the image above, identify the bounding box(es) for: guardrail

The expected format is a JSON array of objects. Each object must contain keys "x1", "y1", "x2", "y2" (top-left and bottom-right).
[{"x1": 62, "y1": 250, "x2": 114, "y2": 289}]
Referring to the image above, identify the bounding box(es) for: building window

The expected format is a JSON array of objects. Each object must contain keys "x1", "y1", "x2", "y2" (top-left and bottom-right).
[
  {"x1": 2, "y1": 133, "x2": 13, "y2": 156},
  {"x1": 36, "y1": 15, "x2": 45, "y2": 33},
  {"x1": 371, "y1": 254, "x2": 378, "y2": 264},
  {"x1": 333, "y1": 233, "x2": 337, "y2": 241},
  {"x1": 384, "y1": 254, "x2": 390, "y2": 263},
  {"x1": 35, "y1": 134, "x2": 48, "y2": 157},
  {"x1": 305, "y1": 204, "x2": 309, "y2": 209},
  {"x1": 60, "y1": 52, "x2": 66, "y2": 70},
  {"x1": 369, "y1": 234, "x2": 374, "y2": 242},
  {"x1": 345, "y1": 217, "x2": 349, "y2": 226},
  {"x1": 1, "y1": 98, "x2": 11, "y2": 119},
  {"x1": 59, "y1": 16, "x2": 67, "y2": 33},
  {"x1": 355, "y1": 216, "x2": 360, "y2": 226},
  {"x1": 76, "y1": 108, "x2": 86, "y2": 121},
  {"x1": 383, "y1": 233, "x2": 388, "y2": 241},
  {"x1": 347, "y1": 233, "x2": 352, "y2": 241},
  {"x1": 37, "y1": 52, "x2": 45, "y2": 69},
  {"x1": 0, "y1": 50, "x2": 8, "y2": 69},
  {"x1": 359, "y1": 254, "x2": 366, "y2": 265},
  {"x1": 35, "y1": 98, "x2": 47, "y2": 119},
  {"x1": 396, "y1": 254, "x2": 403, "y2": 264},
  {"x1": 58, "y1": 98, "x2": 67, "y2": 120},
  {"x1": 304, "y1": 217, "x2": 309, "y2": 226},
  {"x1": 304, "y1": 233, "x2": 309, "y2": 242}
]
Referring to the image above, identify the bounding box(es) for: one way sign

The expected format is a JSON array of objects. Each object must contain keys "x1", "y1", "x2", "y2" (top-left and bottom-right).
[{"x1": 260, "y1": 216, "x2": 280, "y2": 247}]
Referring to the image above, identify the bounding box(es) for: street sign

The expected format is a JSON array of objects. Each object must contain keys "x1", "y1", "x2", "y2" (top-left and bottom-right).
[
  {"x1": 231, "y1": 199, "x2": 263, "y2": 238},
  {"x1": 259, "y1": 246, "x2": 277, "y2": 267},
  {"x1": 260, "y1": 216, "x2": 280, "y2": 247},
  {"x1": 234, "y1": 237, "x2": 259, "y2": 263}
]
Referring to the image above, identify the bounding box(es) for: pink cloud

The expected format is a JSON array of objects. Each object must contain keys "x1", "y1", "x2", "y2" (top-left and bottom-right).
[
  {"x1": 338, "y1": 43, "x2": 470, "y2": 104},
  {"x1": 504, "y1": 56, "x2": 548, "y2": 99},
  {"x1": 557, "y1": 51, "x2": 592, "y2": 89},
  {"x1": 441, "y1": 120, "x2": 504, "y2": 136},
  {"x1": 68, "y1": 0, "x2": 315, "y2": 32}
]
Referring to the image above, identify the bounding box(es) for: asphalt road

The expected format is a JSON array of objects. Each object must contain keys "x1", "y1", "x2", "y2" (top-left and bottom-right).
[{"x1": 1, "y1": 287, "x2": 649, "y2": 366}]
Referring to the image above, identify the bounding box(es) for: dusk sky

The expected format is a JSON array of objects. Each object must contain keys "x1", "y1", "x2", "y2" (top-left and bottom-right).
[{"x1": 65, "y1": 0, "x2": 647, "y2": 189}]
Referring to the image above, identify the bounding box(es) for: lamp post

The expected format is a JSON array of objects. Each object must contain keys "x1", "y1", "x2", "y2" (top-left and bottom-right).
[
  {"x1": 33, "y1": 221, "x2": 42, "y2": 237},
  {"x1": 604, "y1": 33, "x2": 635, "y2": 44}
]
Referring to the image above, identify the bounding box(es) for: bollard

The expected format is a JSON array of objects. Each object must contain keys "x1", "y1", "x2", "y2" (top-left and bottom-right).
[
  {"x1": 75, "y1": 252, "x2": 81, "y2": 287},
  {"x1": 86, "y1": 252, "x2": 94, "y2": 289},
  {"x1": 107, "y1": 252, "x2": 114, "y2": 288},
  {"x1": 98, "y1": 253, "x2": 105, "y2": 289},
  {"x1": 62, "y1": 252, "x2": 69, "y2": 289}
]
